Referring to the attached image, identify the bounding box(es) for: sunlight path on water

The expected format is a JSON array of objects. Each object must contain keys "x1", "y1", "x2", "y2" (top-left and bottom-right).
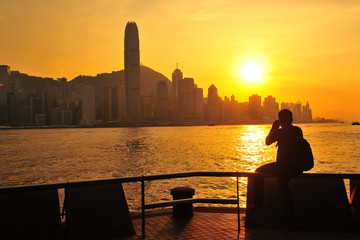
[{"x1": 1, "y1": 123, "x2": 359, "y2": 210}]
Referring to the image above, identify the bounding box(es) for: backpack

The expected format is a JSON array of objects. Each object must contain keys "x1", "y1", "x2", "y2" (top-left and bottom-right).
[{"x1": 292, "y1": 137, "x2": 314, "y2": 171}]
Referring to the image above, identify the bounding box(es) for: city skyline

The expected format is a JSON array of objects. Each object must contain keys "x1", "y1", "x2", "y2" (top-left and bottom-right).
[
  {"x1": 0, "y1": 62, "x2": 314, "y2": 126},
  {"x1": 1, "y1": 1, "x2": 360, "y2": 121}
]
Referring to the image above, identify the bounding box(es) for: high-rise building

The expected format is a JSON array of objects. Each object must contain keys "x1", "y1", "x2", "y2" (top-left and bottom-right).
[
  {"x1": 292, "y1": 101, "x2": 302, "y2": 122},
  {"x1": 207, "y1": 84, "x2": 221, "y2": 122},
  {"x1": 0, "y1": 65, "x2": 10, "y2": 125},
  {"x1": 124, "y1": 21, "x2": 141, "y2": 123},
  {"x1": 302, "y1": 102, "x2": 313, "y2": 122},
  {"x1": 142, "y1": 91, "x2": 154, "y2": 121},
  {"x1": 249, "y1": 94, "x2": 261, "y2": 121},
  {"x1": 194, "y1": 87, "x2": 204, "y2": 122},
  {"x1": 222, "y1": 96, "x2": 232, "y2": 122},
  {"x1": 81, "y1": 86, "x2": 96, "y2": 124},
  {"x1": 30, "y1": 90, "x2": 46, "y2": 125},
  {"x1": 178, "y1": 78, "x2": 195, "y2": 120},
  {"x1": 156, "y1": 81, "x2": 169, "y2": 121},
  {"x1": 0, "y1": 65, "x2": 10, "y2": 87},
  {"x1": 118, "y1": 84, "x2": 126, "y2": 123},
  {"x1": 170, "y1": 67, "x2": 183, "y2": 120},
  {"x1": 172, "y1": 67, "x2": 183, "y2": 98},
  {"x1": 263, "y1": 95, "x2": 279, "y2": 121},
  {"x1": 104, "y1": 86, "x2": 119, "y2": 121}
]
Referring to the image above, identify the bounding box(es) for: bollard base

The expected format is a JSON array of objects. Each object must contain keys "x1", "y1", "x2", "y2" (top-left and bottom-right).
[{"x1": 171, "y1": 187, "x2": 195, "y2": 219}]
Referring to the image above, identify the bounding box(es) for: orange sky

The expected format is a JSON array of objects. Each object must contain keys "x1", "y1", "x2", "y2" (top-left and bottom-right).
[{"x1": 1, "y1": 0, "x2": 360, "y2": 121}]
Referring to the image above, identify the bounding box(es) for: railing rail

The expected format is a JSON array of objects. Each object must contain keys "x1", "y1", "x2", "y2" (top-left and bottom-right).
[{"x1": 2, "y1": 172, "x2": 360, "y2": 194}]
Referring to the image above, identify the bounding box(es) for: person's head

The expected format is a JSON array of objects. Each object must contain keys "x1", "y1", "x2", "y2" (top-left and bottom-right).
[{"x1": 278, "y1": 109, "x2": 293, "y2": 126}]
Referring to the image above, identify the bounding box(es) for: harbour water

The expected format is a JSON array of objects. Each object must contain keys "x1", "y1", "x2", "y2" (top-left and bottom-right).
[{"x1": 1, "y1": 123, "x2": 359, "y2": 209}]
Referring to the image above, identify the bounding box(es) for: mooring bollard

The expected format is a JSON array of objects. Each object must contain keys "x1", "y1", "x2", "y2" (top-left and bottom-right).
[{"x1": 170, "y1": 186, "x2": 195, "y2": 218}]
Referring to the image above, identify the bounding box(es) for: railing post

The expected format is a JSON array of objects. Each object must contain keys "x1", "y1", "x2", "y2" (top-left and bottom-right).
[
  {"x1": 237, "y1": 173, "x2": 240, "y2": 232},
  {"x1": 141, "y1": 175, "x2": 145, "y2": 238},
  {"x1": 350, "y1": 178, "x2": 360, "y2": 205},
  {"x1": 64, "y1": 183, "x2": 70, "y2": 239}
]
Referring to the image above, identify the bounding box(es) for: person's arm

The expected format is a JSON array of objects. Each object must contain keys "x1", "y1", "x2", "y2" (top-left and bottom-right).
[{"x1": 266, "y1": 120, "x2": 279, "y2": 145}]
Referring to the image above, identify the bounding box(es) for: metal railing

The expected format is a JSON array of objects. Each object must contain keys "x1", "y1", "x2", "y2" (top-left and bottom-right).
[
  {"x1": 1, "y1": 171, "x2": 360, "y2": 238},
  {"x1": 140, "y1": 172, "x2": 243, "y2": 238}
]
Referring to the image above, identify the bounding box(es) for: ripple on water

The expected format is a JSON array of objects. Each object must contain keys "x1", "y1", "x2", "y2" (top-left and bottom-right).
[{"x1": 1, "y1": 123, "x2": 359, "y2": 210}]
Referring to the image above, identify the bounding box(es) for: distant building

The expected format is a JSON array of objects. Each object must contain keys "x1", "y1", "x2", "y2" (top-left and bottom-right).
[
  {"x1": 302, "y1": 102, "x2": 313, "y2": 122},
  {"x1": 222, "y1": 96, "x2": 232, "y2": 123},
  {"x1": 249, "y1": 94, "x2": 261, "y2": 122},
  {"x1": 104, "y1": 86, "x2": 119, "y2": 121},
  {"x1": 0, "y1": 65, "x2": 10, "y2": 87},
  {"x1": 142, "y1": 91, "x2": 154, "y2": 121},
  {"x1": 263, "y1": 95, "x2": 279, "y2": 121},
  {"x1": 30, "y1": 91, "x2": 46, "y2": 125},
  {"x1": 156, "y1": 81, "x2": 169, "y2": 121},
  {"x1": 281, "y1": 101, "x2": 313, "y2": 123},
  {"x1": 35, "y1": 114, "x2": 47, "y2": 126},
  {"x1": 118, "y1": 85, "x2": 126, "y2": 122},
  {"x1": 124, "y1": 22, "x2": 141, "y2": 123},
  {"x1": 194, "y1": 87, "x2": 204, "y2": 122},
  {"x1": 50, "y1": 108, "x2": 72, "y2": 125},
  {"x1": 292, "y1": 102, "x2": 302, "y2": 122},
  {"x1": 0, "y1": 65, "x2": 10, "y2": 125},
  {"x1": 172, "y1": 67, "x2": 183, "y2": 98},
  {"x1": 207, "y1": 84, "x2": 221, "y2": 122},
  {"x1": 170, "y1": 67, "x2": 183, "y2": 121},
  {"x1": 178, "y1": 78, "x2": 195, "y2": 121},
  {"x1": 81, "y1": 86, "x2": 96, "y2": 124}
]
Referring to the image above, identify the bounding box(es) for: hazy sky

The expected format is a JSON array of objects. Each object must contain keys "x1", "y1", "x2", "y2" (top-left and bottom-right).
[{"x1": 1, "y1": 0, "x2": 360, "y2": 121}]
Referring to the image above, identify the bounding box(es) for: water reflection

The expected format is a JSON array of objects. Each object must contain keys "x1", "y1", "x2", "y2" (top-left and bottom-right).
[{"x1": 1, "y1": 123, "x2": 360, "y2": 210}]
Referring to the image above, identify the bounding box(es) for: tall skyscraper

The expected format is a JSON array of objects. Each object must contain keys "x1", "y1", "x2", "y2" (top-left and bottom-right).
[
  {"x1": 170, "y1": 67, "x2": 183, "y2": 121},
  {"x1": 172, "y1": 67, "x2": 183, "y2": 98},
  {"x1": 124, "y1": 22, "x2": 141, "y2": 123}
]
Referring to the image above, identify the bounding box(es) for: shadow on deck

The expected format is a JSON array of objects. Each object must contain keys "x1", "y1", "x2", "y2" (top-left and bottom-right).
[{"x1": 121, "y1": 207, "x2": 360, "y2": 240}]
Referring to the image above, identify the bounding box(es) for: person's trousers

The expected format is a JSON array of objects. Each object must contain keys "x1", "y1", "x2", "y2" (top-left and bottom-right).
[{"x1": 254, "y1": 162, "x2": 300, "y2": 214}]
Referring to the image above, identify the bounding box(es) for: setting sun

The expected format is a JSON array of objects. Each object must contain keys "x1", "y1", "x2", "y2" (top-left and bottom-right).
[{"x1": 241, "y1": 61, "x2": 266, "y2": 83}]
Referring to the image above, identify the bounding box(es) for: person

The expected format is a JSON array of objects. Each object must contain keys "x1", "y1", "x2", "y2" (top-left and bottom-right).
[{"x1": 254, "y1": 109, "x2": 303, "y2": 216}]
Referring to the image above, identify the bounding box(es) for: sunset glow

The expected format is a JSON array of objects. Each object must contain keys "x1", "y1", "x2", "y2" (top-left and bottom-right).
[{"x1": 1, "y1": 0, "x2": 360, "y2": 121}]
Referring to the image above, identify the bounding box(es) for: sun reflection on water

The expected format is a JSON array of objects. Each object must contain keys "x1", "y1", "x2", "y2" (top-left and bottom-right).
[{"x1": 4, "y1": 124, "x2": 359, "y2": 210}]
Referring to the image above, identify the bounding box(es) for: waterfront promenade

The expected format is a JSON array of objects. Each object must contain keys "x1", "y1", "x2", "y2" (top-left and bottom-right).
[{"x1": 123, "y1": 207, "x2": 360, "y2": 240}]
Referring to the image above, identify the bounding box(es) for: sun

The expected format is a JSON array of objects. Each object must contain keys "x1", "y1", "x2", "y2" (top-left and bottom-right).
[{"x1": 240, "y1": 61, "x2": 266, "y2": 83}]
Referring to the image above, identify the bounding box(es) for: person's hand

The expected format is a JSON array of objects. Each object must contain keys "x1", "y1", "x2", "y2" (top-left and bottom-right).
[{"x1": 272, "y1": 120, "x2": 280, "y2": 130}]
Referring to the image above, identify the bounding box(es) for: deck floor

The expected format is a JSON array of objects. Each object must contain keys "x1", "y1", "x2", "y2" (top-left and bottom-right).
[{"x1": 118, "y1": 207, "x2": 360, "y2": 240}]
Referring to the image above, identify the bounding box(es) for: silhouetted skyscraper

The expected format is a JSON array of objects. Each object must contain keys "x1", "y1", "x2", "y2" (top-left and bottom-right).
[
  {"x1": 172, "y1": 67, "x2": 183, "y2": 98},
  {"x1": 170, "y1": 67, "x2": 183, "y2": 121},
  {"x1": 124, "y1": 22, "x2": 141, "y2": 123}
]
